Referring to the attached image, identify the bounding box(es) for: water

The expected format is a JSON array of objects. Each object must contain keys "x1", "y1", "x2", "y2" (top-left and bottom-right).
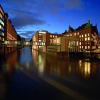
[{"x1": 0, "y1": 47, "x2": 100, "y2": 100}]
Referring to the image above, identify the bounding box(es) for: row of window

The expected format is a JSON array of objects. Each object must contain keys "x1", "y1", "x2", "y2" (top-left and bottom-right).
[
  {"x1": 79, "y1": 33, "x2": 90, "y2": 38},
  {"x1": 79, "y1": 37, "x2": 90, "y2": 41},
  {"x1": 33, "y1": 42, "x2": 45, "y2": 46},
  {"x1": 80, "y1": 42, "x2": 90, "y2": 45},
  {"x1": 80, "y1": 46, "x2": 90, "y2": 49},
  {"x1": 66, "y1": 33, "x2": 90, "y2": 38}
]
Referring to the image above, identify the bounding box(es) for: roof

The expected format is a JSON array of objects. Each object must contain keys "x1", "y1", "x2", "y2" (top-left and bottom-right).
[{"x1": 63, "y1": 20, "x2": 98, "y2": 33}]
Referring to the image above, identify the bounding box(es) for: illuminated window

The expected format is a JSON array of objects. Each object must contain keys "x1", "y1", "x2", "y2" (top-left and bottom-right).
[
  {"x1": 70, "y1": 34, "x2": 72, "y2": 36},
  {"x1": 88, "y1": 46, "x2": 90, "y2": 49},
  {"x1": 44, "y1": 43, "x2": 45, "y2": 45},
  {"x1": 79, "y1": 35, "x2": 81, "y2": 38},
  {"x1": 85, "y1": 38, "x2": 87, "y2": 41},
  {"x1": 82, "y1": 46, "x2": 83, "y2": 49},
  {"x1": 88, "y1": 33, "x2": 90, "y2": 36},
  {"x1": 76, "y1": 41, "x2": 78, "y2": 46},
  {"x1": 39, "y1": 33, "x2": 42, "y2": 35},
  {"x1": 74, "y1": 33, "x2": 76, "y2": 36},
  {"x1": 77, "y1": 32, "x2": 79, "y2": 35},
  {"x1": 35, "y1": 42, "x2": 37, "y2": 45},
  {"x1": 80, "y1": 46, "x2": 81, "y2": 48},
  {"x1": 85, "y1": 46, "x2": 87, "y2": 49},
  {"x1": 88, "y1": 37, "x2": 90, "y2": 40},
  {"x1": 79, "y1": 42, "x2": 81, "y2": 45},
  {"x1": 85, "y1": 34, "x2": 87, "y2": 37},
  {"x1": 82, "y1": 35, "x2": 83, "y2": 37},
  {"x1": 50, "y1": 35, "x2": 52, "y2": 37}
]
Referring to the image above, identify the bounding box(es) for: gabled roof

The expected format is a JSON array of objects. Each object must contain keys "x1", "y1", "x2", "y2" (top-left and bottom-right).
[
  {"x1": 63, "y1": 19, "x2": 98, "y2": 34},
  {"x1": 76, "y1": 23, "x2": 87, "y2": 31}
]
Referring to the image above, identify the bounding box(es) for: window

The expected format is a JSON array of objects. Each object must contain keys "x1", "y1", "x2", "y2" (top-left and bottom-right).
[
  {"x1": 88, "y1": 37, "x2": 90, "y2": 40},
  {"x1": 85, "y1": 46, "x2": 87, "y2": 49},
  {"x1": 85, "y1": 34, "x2": 87, "y2": 37},
  {"x1": 77, "y1": 32, "x2": 79, "y2": 35},
  {"x1": 76, "y1": 41, "x2": 78, "y2": 46},
  {"x1": 70, "y1": 34, "x2": 72, "y2": 36},
  {"x1": 88, "y1": 46, "x2": 90, "y2": 49},
  {"x1": 39, "y1": 33, "x2": 42, "y2": 35},
  {"x1": 85, "y1": 38, "x2": 87, "y2": 41},
  {"x1": 79, "y1": 35, "x2": 81, "y2": 38},
  {"x1": 79, "y1": 42, "x2": 81, "y2": 45},
  {"x1": 50, "y1": 35, "x2": 52, "y2": 37},
  {"x1": 0, "y1": 19, "x2": 4, "y2": 26}
]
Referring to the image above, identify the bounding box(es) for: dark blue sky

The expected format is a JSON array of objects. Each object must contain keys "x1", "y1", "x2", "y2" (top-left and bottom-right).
[{"x1": 0, "y1": 0, "x2": 100, "y2": 40}]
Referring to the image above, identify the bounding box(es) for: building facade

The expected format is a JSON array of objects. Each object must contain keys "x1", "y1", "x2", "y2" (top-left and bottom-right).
[
  {"x1": 32, "y1": 30, "x2": 61, "y2": 52},
  {"x1": 4, "y1": 13, "x2": 17, "y2": 54},
  {"x1": 0, "y1": 5, "x2": 5, "y2": 56},
  {"x1": 32, "y1": 30, "x2": 49, "y2": 52},
  {"x1": 0, "y1": 5, "x2": 18, "y2": 56},
  {"x1": 63, "y1": 20, "x2": 99, "y2": 52}
]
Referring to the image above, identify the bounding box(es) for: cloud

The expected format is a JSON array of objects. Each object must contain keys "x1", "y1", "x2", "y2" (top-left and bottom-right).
[
  {"x1": 38, "y1": 0, "x2": 83, "y2": 14},
  {"x1": 2, "y1": 0, "x2": 83, "y2": 24},
  {"x1": 1, "y1": 0, "x2": 46, "y2": 29},
  {"x1": 0, "y1": 0, "x2": 84, "y2": 39},
  {"x1": 11, "y1": 13, "x2": 46, "y2": 29},
  {"x1": 17, "y1": 30, "x2": 36, "y2": 40}
]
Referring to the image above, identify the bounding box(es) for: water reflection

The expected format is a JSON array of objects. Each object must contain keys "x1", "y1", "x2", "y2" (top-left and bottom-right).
[
  {"x1": 0, "y1": 47, "x2": 100, "y2": 100},
  {"x1": 32, "y1": 49, "x2": 45, "y2": 75},
  {"x1": 32, "y1": 49, "x2": 100, "y2": 79},
  {"x1": 0, "y1": 50, "x2": 19, "y2": 100},
  {"x1": 78, "y1": 60, "x2": 91, "y2": 78}
]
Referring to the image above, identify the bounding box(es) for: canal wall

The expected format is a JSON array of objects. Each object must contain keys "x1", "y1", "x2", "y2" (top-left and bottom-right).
[
  {"x1": 32, "y1": 48, "x2": 100, "y2": 60},
  {"x1": 0, "y1": 46, "x2": 18, "y2": 58}
]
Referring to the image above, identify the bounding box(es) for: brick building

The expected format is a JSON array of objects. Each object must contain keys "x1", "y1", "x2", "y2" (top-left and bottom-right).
[
  {"x1": 4, "y1": 13, "x2": 17, "y2": 54},
  {"x1": 63, "y1": 20, "x2": 99, "y2": 52},
  {"x1": 32, "y1": 30, "x2": 61, "y2": 52},
  {"x1": 0, "y1": 5, "x2": 18, "y2": 56}
]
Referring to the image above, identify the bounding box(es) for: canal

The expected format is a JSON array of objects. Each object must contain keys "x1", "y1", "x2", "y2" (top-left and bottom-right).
[{"x1": 0, "y1": 47, "x2": 100, "y2": 100}]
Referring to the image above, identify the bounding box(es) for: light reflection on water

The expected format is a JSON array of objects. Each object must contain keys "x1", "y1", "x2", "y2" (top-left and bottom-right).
[
  {"x1": 32, "y1": 49, "x2": 100, "y2": 79},
  {"x1": 78, "y1": 60, "x2": 91, "y2": 78},
  {"x1": 0, "y1": 47, "x2": 100, "y2": 100},
  {"x1": 1, "y1": 47, "x2": 100, "y2": 80}
]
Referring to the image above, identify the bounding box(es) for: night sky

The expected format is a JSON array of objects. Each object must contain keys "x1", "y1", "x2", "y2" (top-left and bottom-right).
[{"x1": 0, "y1": 0, "x2": 100, "y2": 40}]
